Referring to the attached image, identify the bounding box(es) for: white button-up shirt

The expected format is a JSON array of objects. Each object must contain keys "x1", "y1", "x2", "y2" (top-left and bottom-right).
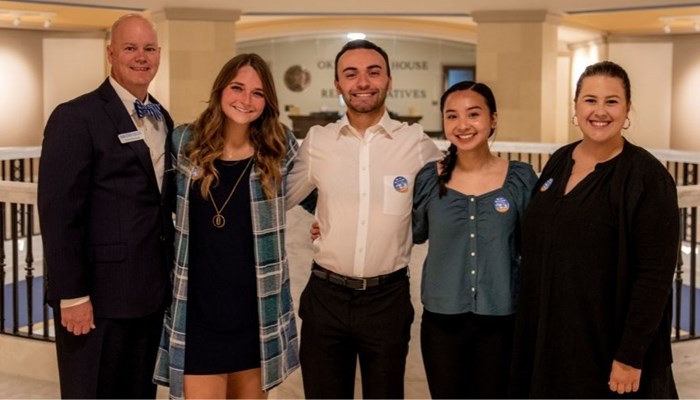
[
  {"x1": 109, "y1": 76, "x2": 166, "y2": 192},
  {"x1": 287, "y1": 111, "x2": 443, "y2": 278}
]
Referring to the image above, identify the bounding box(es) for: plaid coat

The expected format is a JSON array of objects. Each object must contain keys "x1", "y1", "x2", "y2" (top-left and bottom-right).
[{"x1": 153, "y1": 125, "x2": 300, "y2": 399}]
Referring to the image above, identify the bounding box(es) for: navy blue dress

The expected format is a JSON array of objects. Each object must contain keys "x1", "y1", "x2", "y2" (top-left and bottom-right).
[{"x1": 185, "y1": 157, "x2": 260, "y2": 375}]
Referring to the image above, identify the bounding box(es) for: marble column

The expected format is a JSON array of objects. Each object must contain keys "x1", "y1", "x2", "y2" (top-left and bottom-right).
[
  {"x1": 150, "y1": 8, "x2": 240, "y2": 125},
  {"x1": 472, "y1": 10, "x2": 560, "y2": 142}
]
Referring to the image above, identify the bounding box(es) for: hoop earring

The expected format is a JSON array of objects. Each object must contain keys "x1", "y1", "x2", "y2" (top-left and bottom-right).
[
  {"x1": 571, "y1": 115, "x2": 579, "y2": 127},
  {"x1": 623, "y1": 117, "x2": 631, "y2": 130}
]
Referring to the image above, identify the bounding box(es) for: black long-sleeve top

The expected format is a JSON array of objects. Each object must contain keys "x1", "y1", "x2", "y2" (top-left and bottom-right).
[{"x1": 510, "y1": 139, "x2": 679, "y2": 398}]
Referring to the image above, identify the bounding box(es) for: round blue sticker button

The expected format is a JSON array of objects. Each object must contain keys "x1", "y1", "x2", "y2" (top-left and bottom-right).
[
  {"x1": 494, "y1": 196, "x2": 510, "y2": 213},
  {"x1": 540, "y1": 177, "x2": 554, "y2": 192},
  {"x1": 393, "y1": 176, "x2": 409, "y2": 193}
]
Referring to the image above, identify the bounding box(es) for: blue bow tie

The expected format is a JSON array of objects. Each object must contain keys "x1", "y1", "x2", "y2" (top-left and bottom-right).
[{"x1": 134, "y1": 99, "x2": 162, "y2": 121}]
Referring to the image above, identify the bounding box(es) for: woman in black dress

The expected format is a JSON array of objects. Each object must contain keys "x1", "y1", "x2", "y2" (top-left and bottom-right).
[
  {"x1": 510, "y1": 61, "x2": 679, "y2": 398},
  {"x1": 155, "y1": 53, "x2": 300, "y2": 399}
]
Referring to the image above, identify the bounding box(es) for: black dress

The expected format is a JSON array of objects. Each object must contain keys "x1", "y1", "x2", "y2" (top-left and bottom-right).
[
  {"x1": 510, "y1": 140, "x2": 679, "y2": 398},
  {"x1": 184, "y1": 157, "x2": 260, "y2": 375}
]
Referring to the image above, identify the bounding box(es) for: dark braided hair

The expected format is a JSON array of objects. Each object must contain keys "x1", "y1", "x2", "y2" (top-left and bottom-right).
[{"x1": 437, "y1": 81, "x2": 498, "y2": 197}]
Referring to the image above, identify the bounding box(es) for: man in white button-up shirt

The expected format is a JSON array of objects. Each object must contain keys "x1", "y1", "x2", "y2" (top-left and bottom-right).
[{"x1": 287, "y1": 39, "x2": 442, "y2": 399}]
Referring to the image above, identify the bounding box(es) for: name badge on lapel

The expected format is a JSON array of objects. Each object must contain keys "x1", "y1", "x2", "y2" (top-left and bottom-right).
[{"x1": 118, "y1": 130, "x2": 145, "y2": 144}]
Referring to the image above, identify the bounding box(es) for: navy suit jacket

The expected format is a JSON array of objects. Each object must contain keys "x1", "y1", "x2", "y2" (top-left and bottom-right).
[{"x1": 38, "y1": 78, "x2": 175, "y2": 319}]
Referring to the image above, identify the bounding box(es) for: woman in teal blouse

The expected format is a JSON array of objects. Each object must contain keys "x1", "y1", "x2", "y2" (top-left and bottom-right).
[{"x1": 413, "y1": 81, "x2": 537, "y2": 398}]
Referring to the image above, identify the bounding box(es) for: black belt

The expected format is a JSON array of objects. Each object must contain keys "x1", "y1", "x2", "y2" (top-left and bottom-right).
[{"x1": 311, "y1": 262, "x2": 408, "y2": 290}]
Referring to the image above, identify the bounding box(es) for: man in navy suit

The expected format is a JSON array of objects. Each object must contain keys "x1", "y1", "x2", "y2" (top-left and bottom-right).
[{"x1": 38, "y1": 14, "x2": 174, "y2": 398}]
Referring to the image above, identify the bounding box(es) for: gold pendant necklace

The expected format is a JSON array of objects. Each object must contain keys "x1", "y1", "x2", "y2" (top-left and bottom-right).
[{"x1": 209, "y1": 157, "x2": 253, "y2": 228}]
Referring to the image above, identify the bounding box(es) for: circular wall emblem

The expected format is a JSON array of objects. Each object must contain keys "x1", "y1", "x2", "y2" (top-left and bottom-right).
[{"x1": 284, "y1": 65, "x2": 311, "y2": 92}]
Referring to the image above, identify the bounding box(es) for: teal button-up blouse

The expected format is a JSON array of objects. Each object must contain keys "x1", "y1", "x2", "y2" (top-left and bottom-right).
[{"x1": 413, "y1": 160, "x2": 537, "y2": 315}]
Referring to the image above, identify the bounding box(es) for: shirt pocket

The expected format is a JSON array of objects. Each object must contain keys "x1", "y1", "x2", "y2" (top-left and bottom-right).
[{"x1": 383, "y1": 174, "x2": 413, "y2": 216}]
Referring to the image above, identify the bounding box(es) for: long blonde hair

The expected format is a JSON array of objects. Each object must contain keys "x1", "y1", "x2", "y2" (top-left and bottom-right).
[{"x1": 187, "y1": 53, "x2": 287, "y2": 199}]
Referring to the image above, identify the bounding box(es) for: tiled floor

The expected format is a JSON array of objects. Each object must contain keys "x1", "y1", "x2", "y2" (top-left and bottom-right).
[{"x1": 2, "y1": 207, "x2": 699, "y2": 399}]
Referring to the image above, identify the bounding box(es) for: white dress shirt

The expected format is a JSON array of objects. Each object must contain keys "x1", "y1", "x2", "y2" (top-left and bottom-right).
[
  {"x1": 109, "y1": 76, "x2": 166, "y2": 192},
  {"x1": 286, "y1": 111, "x2": 443, "y2": 278}
]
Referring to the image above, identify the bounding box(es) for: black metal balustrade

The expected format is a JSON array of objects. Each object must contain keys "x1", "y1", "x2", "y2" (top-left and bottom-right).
[
  {"x1": 1, "y1": 144, "x2": 698, "y2": 342},
  {"x1": 0, "y1": 147, "x2": 48, "y2": 340}
]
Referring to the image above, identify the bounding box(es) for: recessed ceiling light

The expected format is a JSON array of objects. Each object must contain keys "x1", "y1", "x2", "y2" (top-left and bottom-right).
[{"x1": 347, "y1": 32, "x2": 366, "y2": 40}]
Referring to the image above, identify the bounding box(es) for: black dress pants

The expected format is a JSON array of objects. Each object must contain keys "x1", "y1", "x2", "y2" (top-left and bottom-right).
[
  {"x1": 298, "y1": 272, "x2": 414, "y2": 399},
  {"x1": 52, "y1": 305, "x2": 164, "y2": 399},
  {"x1": 421, "y1": 309, "x2": 515, "y2": 399}
]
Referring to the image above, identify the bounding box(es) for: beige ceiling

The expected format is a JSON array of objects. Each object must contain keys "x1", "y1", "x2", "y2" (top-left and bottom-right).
[
  {"x1": 0, "y1": 1, "x2": 124, "y2": 30},
  {"x1": 562, "y1": 5, "x2": 700, "y2": 35},
  {"x1": 1, "y1": 0, "x2": 700, "y2": 41}
]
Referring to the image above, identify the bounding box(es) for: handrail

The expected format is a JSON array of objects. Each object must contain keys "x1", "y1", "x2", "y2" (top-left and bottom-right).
[
  {"x1": 678, "y1": 185, "x2": 700, "y2": 209},
  {"x1": 0, "y1": 181, "x2": 38, "y2": 205},
  {"x1": 429, "y1": 139, "x2": 700, "y2": 164},
  {"x1": 3, "y1": 179, "x2": 700, "y2": 207},
  {"x1": 0, "y1": 147, "x2": 41, "y2": 161},
  {"x1": 5, "y1": 142, "x2": 700, "y2": 164}
]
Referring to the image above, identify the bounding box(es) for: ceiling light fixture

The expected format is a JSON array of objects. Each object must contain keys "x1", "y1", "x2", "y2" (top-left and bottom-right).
[
  {"x1": 659, "y1": 15, "x2": 700, "y2": 34},
  {"x1": 1, "y1": 9, "x2": 56, "y2": 29},
  {"x1": 659, "y1": 17, "x2": 672, "y2": 33},
  {"x1": 347, "y1": 32, "x2": 366, "y2": 40}
]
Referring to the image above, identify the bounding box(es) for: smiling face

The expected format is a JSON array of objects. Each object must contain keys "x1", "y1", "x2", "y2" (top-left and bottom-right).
[
  {"x1": 220, "y1": 65, "x2": 266, "y2": 130},
  {"x1": 334, "y1": 48, "x2": 392, "y2": 118},
  {"x1": 442, "y1": 89, "x2": 497, "y2": 152},
  {"x1": 574, "y1": 75, "x2": 630, "y2": 145},
  {"x1": 107, "y1": 15, "x2": 160, "y2": 100}
]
